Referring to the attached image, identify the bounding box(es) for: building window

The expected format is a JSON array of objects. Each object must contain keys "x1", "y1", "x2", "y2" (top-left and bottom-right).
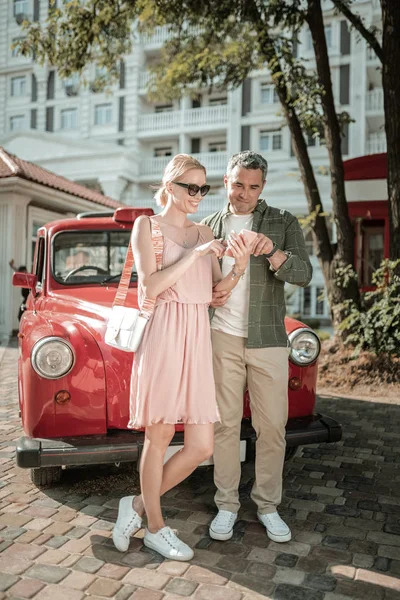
[
  {"x1": 94, "y1": 103, "x2": 112, "y2": 125},
  {"x1": 260, "y1": 131, "x2": 282, "y2": 152},
  {"x1": 13, "y1": 0, "x2": 28, "y2": 16},
  {"x1": 325, "y1": 24, "x2": 332, "y2": 48},
  {"x1": 209, "y1": 141, "x2": 227, "y2": 153},
  {"x1": 11, "y1": 37, "x2": 24, "y2": 57},
  {"x1": 61, "y1": 108, "x2": 78, "y2": 130},
  {"x1": 63, "y1": 74, "x2": 79, "y2": 96},
  {"x1": 316, "y1": 287, "x2": 325, "y2": 315},
  {"x1": 155, "y1": 104, "x2": 173, "y2": 113},
  {"x1": 303, "y1": 287, "x2": 311, "y2": 316},
  {"x1": 260, "y1": 83, "x2": 279, "y2": 105},
  {"x1": 154, "y1": 147, "x2": 173, "y2": 157},
  {"x1": 209, "y1": 97, "x2": 228, "y2": 106},
  {"x1": 10, "y1": 115, "x2": 25, "y2": 131},
  {"x1": 11, "y1": 76, "x2": 26, "y2": 97}
]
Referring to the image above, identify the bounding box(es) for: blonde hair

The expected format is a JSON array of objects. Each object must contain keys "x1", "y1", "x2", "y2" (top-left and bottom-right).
[{"x1": 154, "y1": 154, "x2": 206, "y2": 207}]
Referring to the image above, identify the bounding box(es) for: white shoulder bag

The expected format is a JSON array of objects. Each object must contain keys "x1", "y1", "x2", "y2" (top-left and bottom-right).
[{"x1": 105, "y1": 217, "x2": 163, "y2": 352}]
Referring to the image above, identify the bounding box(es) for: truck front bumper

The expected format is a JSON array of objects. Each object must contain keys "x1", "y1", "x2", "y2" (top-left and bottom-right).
[{"x1": 16, "y1": 413, "x2": 342, "y2": 469}]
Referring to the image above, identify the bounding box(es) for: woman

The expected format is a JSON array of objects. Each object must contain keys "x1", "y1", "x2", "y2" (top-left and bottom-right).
[{"x1": 112, "y1": 154, "x2": 252, "y2": 560}]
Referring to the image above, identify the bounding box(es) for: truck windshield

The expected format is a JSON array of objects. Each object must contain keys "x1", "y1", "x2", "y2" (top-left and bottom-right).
[{"x1": 52, "y1": 230, "x2": 137, "y2": 285}]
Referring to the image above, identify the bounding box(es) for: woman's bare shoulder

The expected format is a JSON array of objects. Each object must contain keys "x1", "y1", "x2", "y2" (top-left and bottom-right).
[{"x1": 198, "y1": 223, "x2": 214, "y2": 241}]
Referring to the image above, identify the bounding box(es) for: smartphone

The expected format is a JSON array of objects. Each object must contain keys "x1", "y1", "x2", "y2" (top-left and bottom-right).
[{"x1": 225, "y1": 229, "x2": 258, "y2": 257}]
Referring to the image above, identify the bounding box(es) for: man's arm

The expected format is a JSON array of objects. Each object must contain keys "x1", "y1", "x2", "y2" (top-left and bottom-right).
[{"x1": 271, "y1": 215, "x2": 313, "y2": 287}]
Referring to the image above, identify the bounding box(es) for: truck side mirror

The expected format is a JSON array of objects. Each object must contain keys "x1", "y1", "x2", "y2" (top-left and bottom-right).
[{"x1": 12, "y1": 272, "x2": 38, "y2": 290}]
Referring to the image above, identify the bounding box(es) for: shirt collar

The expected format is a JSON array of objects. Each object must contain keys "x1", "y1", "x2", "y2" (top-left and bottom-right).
[{"x1": 221, "y1": 198, "x2": 267, "y2": 219}]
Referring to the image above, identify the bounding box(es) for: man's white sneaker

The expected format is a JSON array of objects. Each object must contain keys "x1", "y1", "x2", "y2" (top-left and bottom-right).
[
  {"x1": 144, "y1": 526, "x2": 194, "y2": 561},
  {"x1": 258, "y1": 511, "x2": 291, "y2": 543},
  {"x1": 209, "y1": 510, "x2": 238, "y2": 541},
  {"x1": 112, "y1": 495, "x2": 142, "y2": 552}
]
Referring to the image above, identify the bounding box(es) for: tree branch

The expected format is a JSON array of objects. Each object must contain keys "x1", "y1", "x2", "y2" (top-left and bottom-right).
[{"x1": 331, "y1": 0, "x2": 383, "y2": 63}]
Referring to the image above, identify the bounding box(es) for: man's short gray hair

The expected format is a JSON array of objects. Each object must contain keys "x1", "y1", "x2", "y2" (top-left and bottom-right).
[{"x1": 226, "y1": 151, "x2": 268, "y2": 181}]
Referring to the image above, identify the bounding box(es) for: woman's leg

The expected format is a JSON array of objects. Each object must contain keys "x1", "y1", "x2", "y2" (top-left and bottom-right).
[
  {"x1": 134, "y1": 423, "x2": 214, "y2": 518},
  {"x1": 139, "y1": 423, "x2": 175, "y2": 532}
]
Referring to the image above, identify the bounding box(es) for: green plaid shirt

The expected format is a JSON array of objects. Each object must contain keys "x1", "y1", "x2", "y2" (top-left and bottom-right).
[{"x1": 202, "y1": 199, "x2": 313, "y2": 348}]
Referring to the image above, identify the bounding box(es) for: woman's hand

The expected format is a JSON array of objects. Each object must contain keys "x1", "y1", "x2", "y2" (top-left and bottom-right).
[
  {"x1": 227, "y1": 232, "x2": 252, "y2": 273},
  {"x1": 194, "y1": 239, "x2": 225, "y2": 259}
]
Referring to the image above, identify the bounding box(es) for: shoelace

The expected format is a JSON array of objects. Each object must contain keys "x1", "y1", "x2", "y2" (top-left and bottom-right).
[
  {"x1": 123, "y1": 514, "x2": 141, "y2": 536},
  {"x1": 161, "y1": 527, "x2": 181, "y2": 548},
  {"x1": 214, "y1": 511, "x2": 236, "y2": 528}
]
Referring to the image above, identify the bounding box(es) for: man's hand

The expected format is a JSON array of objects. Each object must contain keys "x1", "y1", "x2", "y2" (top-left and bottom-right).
[
  {"x1": 211, "y1": 289, "x2": 231, "y2": 308},
  {"x1": 252, "y1": 233, "x2": 274, "y2": 257}
]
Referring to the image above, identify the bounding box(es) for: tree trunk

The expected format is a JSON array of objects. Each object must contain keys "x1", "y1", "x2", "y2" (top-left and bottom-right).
[
  {"x1": 254, "y1": 25, "x2": 358, "y2": 333},
  {"x1": 306, "y1": 0, "x2": 360, "y2": 325},
  {"x1": 381, "y1": 0, "x2": 400, "y2": 272}
]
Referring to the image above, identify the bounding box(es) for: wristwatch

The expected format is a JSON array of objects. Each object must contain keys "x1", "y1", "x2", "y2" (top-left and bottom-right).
[{"x1": 264, "y1": 242, "x2": 279, "y2": 258}]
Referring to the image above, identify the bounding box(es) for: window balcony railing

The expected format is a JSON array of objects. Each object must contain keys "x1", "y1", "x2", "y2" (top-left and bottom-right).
[
  {"x1": 138, "y1": 105, "x2": 229, "y2": 134},
  {"x1": 141, "y1": 25, "x2": 202, "y2": 49},
  {"x1": 366, "y1": 88, "x2": 384, "y2": 112},
  {"x1": 138, "y1": 110, "x2": 181, "y2": 134},
  {"x1": 140, "y1": 151, "x2": 228, "y2": 179},
  {"x1": 365, "y1": 133, "x2": 387, "y2": 155}
]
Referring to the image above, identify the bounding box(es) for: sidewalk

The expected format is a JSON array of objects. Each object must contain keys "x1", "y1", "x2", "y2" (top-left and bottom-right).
[{"x1": 0, "y1": 340, "x2": 399, "y2": 599}]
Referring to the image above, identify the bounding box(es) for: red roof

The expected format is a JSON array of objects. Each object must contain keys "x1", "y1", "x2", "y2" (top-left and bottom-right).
[
  {"x1": 0, "y1": 147, "x2": 123, "y2": 209},
  {"x1": 344, "y1": 153, "x2": 387, "y2": 181}
]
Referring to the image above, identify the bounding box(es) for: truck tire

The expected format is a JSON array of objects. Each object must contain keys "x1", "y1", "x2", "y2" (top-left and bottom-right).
[{"x1": 30, "y1": 467, "x2": 62, "y2": 487}]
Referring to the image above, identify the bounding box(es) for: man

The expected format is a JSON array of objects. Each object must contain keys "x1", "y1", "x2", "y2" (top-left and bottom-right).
[{"x1": 202, "y1": 151, "x2": 312, "y2": 543}]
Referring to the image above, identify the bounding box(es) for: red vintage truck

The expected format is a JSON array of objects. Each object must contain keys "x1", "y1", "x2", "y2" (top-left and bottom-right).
[{"x1": 13, "y1": 207, "x2": 342, "y2": 486}]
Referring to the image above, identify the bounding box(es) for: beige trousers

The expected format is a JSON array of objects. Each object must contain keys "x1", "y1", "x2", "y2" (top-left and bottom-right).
[{"x1": 211, "y1": 329, "x2": 289, "y2": 515}]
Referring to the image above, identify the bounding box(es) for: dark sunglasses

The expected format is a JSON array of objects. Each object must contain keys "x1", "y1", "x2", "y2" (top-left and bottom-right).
[{"x1": 173, "y1": 181, "x2": 211, "y2": 197}]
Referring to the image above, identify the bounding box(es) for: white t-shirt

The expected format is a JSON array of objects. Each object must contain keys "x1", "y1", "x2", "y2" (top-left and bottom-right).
[{"x1": 211, "y1": 213, "x2": 253, "y2": 338}]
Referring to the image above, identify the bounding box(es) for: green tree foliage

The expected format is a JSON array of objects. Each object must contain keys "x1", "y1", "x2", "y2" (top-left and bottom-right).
[{"x1": 338, "y1": 260, "x2": 400, "y2": 356}]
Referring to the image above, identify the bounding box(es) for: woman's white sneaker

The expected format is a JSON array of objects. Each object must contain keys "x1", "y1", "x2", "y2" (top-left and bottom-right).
[
  {"x1": 257, "y1": 511, "x2": 291, "y2": 543},
  {"x1": 144, "y1": 526, "x2": 194, "y2": 561},
  {"x1": 112, "y1": 496, "x2": 142, "y2": 552},
  {"x1": 209, "y1": 510, "x2": 237, "y2": 541}
]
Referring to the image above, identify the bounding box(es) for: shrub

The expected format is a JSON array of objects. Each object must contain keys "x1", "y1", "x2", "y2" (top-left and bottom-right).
[{"x1": 338, "y1": 259, "x2": 400, "y2": 357}]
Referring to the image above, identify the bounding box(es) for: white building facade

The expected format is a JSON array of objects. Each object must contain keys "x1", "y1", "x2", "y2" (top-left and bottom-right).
[{"x1": 0, "y1": 0, "x2": 384, "y2": 322}]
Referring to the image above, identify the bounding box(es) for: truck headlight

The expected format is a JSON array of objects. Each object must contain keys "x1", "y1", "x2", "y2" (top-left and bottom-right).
[
  {"x1": 288, "y1": 328, "x2": 320, "y2": 366},
  {"x1": 31, "y1": 337, "x2": 75, "y2": 379}
]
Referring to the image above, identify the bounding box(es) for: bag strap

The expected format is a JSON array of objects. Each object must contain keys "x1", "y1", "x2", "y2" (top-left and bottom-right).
[{"x1": 113, "y1": 217, "x2": 163, "y2": 317}]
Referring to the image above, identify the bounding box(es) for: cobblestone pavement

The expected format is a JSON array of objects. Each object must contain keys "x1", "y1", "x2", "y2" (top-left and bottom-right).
[{"x1": 0, "y1": 341, "x2": 400, "y2": 600}]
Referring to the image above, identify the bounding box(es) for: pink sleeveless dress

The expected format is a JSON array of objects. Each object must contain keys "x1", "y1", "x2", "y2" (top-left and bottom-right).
[{"x1": 128, "y1": 223, "x2": 220, "y2": 429}]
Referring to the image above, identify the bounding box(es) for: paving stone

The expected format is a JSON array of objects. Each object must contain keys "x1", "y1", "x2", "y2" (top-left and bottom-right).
[
  {"x1": 115, "y1": 584, "x2": 138, "y2": 600},
  {"x1": 185, "y1": 565, "x2": 228, "y2": 585},
  {"x1": 24, "y1": 563, "x2": 70, "y2": 584},
  {"x1": 7, "y1": 577, "x2": 45, "y2": 598},
  {"x1": 352, "y1": 553, "x2": 374, "y2": 568},
  {"x1": 273, "y1": 568, "x2": 306, "y2": 585},
  {"x1": 72, "y1": 555, "x2": 105, "y2": 574},
  {"x1": 122, "y1": 567, "x2": 170, "y2": 590},
  {"x1": 60, "y1": 570, "x2": 96, "y2": 591},
  {"x1": 274, "y1": 553, "x2": 298, "y2": 568},
  {"x1": 335, "y1": 579, "x2": 385, "y2": 599},
  {"x1": 268, "y1": 540, "x2": 311, "y2": 557},
  {"x1": 229, "y1": 573, "x2": 275, "y2": 597},
  {"x1": 304, "y1": 573, "x2": 337, "y2": 592},
  {"x1": 0, "y1": 555, "x2": 33, "y2": 575},
  {"x1": 374, "y1": 557, "x2": 391, "y2": 572},
  {"x1": 322, "y1": 535, "x2": 350, "y2": 550},
  {"x1": 274, "y1": 583, "x2": 324, "y2": 600},
  {"x1": 0, "y1": 572, "x2": 20, "y2": 592},
  {"x1": 34, "y1": 583, "x2": 85, "y2": 600},
  {"x1": 86, "y1": 577, "x2": 123, "y2": 597},
  {"x1": 165, "y1": 577, "x2": 198, "y2": 596},
  {"x1": 129, "y1": 590, "x2": 164, "y2": 600}
]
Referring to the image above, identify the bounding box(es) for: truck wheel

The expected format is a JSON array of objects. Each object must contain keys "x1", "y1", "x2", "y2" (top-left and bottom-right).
[
  {"x1": 30, "y1": 467, "x2": 62, "y2": 487},
  {"x1": 285, "y1": 447, "x2": 298, "y2": 462}
]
